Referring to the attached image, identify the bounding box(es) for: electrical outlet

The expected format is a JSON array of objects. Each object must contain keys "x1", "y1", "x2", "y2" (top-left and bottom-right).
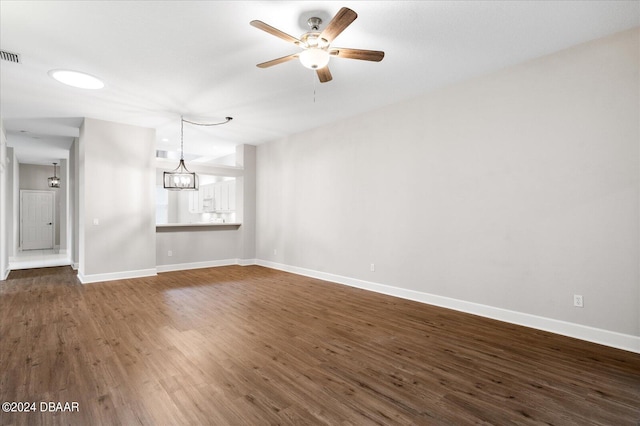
[
  {"x1": 273, "y1": 249, "x2": 277, "y2": 256},
  {"x1": 573, "y1": 294, "x2": 584, "y2": 308},
  {"x1": 168, "y1": 250, "x2": 173, "y2": 257},
  {"x1": 370, "y1": 263, "x2": 375, "y2": 272}
]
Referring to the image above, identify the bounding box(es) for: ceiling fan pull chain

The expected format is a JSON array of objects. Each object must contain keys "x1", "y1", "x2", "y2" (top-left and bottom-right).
[{"x1": 313, "y1": 71, "x2": 317, "y2": 103}]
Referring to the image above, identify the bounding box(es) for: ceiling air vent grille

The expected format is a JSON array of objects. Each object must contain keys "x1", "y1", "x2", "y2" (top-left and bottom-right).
[{"x1": 0, "y1": 50, "x2": 21, "y2": 63}]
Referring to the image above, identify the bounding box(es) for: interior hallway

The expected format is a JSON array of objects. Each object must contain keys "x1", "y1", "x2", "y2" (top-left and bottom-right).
[{"x1": 8, "y1": 249, "x2": 70, "y2": 270}]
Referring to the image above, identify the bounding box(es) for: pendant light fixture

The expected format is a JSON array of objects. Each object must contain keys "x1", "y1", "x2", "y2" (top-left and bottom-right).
[
  {"x1": 163, "y1": 115, "x2": 233, "y2": 190},
  {"x1": 48, "y1": 162, "x2": 60, "y2": 188}
]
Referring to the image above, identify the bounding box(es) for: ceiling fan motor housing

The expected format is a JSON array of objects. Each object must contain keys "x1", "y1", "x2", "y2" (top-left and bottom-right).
[{"x1": 307, "y1": 17, "x2": 322, "y2": 31}]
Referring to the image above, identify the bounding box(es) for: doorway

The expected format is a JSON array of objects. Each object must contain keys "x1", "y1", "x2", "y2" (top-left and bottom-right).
[{"x1": 20, "y1": 190, "x2": 55, "y2": 250}]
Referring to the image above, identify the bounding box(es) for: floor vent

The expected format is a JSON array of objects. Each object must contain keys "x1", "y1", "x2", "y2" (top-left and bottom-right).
[{"x1": 0, "y1": 50, "x2": 21, "y2": 63}]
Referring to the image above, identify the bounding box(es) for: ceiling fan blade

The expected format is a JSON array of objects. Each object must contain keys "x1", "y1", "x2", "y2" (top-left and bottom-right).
[
  {"x1": 320, "y1": 7, "x2": 357, "y2": 42},
  {"x1": 316, "y1": 66, "x2": 332, "y2": 83},
  {"x1": 330, "y1": 48, "x2": 385, "y2": 62},
  {"x1": 250, "y1": 20, "x2": 301, "y2": 45},
  {"x1": 256, "y1": 54, "x2": 299, "y2": 68}
]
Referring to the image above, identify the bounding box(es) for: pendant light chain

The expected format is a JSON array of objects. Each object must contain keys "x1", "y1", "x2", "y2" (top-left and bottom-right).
[
  {"x1": 180, "y1": 115, "x2": 185, "y2": 161},
  {"x1": 163, "y1": 114, "x2": 233, "y2": 191},
  {"x1": 182, "y1": 117, "x2": 233, "y2": 127},
  {"x1": 179, "y1": 115, "x2": 231, "y2": 160}
]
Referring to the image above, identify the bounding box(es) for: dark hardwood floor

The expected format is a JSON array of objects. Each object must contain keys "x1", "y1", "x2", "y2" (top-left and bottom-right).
[{"x1": 0, "y1": 265, "x2": 638, "y2": 425}]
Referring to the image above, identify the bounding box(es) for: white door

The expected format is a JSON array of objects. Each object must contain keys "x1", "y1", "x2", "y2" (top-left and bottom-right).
[{"x1": 21, "y1": 190, "x2": 55, "y2": 250}]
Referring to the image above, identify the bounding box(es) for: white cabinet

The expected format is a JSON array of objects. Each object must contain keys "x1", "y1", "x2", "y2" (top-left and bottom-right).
[
  {"x1": 203, "y1": 184, "x2": 214, "y2": 200},
  {"x1": 221, "y1": 182, "x2": 229, "y2": 211},
  {"x1": 201, "y1": 184, "x2": 214, "y2": 212},
  {"x1": 188, "y1": 189, "x2": 202, "y2": 213},
  {"x1": 187, "y1": 180, "x2": 236, "y2": 214},
  {"x1": 213, "y1": 180, "x2": 236, "y2": 212},
  {"x1": 227, "y1": 180, "x2": 236, "y2": 212},
  {"x1": 214, "y1": 183, "x2": 222, "y2": 211}
]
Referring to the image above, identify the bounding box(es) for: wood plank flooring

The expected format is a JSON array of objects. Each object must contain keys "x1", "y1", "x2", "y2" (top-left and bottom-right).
[{"x1": 1, "y1": 265, "x2": 639, "y2": 425}]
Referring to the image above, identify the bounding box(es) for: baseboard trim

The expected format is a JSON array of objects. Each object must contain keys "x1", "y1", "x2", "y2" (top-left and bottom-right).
[
  {"x1": 9, "y1": 258, "x2": 71, "y2": 270},
  {"x1": 256, "y1": 260, "x2": 639, "y2": 354},
  {"x1": 76, "y1": 258, "x2": 257, "y2": 281},
  {"x1": 1, "y1": 268, "x2": 9, "y2": 281},
  {"x1": 78, "y1": 268, "x2": 157, "y2": 284},
  {"x1": 157, "y1": 259, "x2": 238, "y2": 273}
]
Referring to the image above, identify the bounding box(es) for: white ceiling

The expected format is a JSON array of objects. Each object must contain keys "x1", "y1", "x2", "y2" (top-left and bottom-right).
[{"x1": 1, "y1": 1, "x2": 638, "y2": 165}]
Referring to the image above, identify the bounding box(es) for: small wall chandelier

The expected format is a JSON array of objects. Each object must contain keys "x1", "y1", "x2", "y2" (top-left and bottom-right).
[
  {"x1": 48, "y1": 162, "x2": 60, "y2": 188},
  {"x1": 163, "y1": 115, "x2": 233, "y2": 190}
]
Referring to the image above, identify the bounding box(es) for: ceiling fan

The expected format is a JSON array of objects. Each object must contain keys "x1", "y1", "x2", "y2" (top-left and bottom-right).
[{"x1": 250, "y1": 7, "x2": 384, "y2": 83}]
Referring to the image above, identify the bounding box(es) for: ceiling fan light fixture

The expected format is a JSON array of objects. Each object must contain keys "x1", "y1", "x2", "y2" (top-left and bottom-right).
[{"x1": 299, "y1": 48, "x2": 330, "y2": 70}]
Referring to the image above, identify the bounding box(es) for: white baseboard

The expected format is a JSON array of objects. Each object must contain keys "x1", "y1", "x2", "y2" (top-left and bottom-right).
[
  {"x1": 78, "y1": 268, "x2": 157, "y2": 284},
  {"x1": 71, "y1": 262, "x2": 79, "y2": 270},
  {"x1": 1, "y1": 268, "x2": 9, "y2": 281},
  {"x1": 9, "y1": 257, "x2": 71, "y2": 270},
  {"x1": 157, "y1": 258, "x2": 257, "y2": 273},
  {"x1": 75, "y1": 258, "x2": 256, "y2": 282},
  {"x1": 157, "y1": 259, "x2": 238, "y2": 273},
  {"x1": 256, "y1": 260, "x2": 640, "y2": 354}
]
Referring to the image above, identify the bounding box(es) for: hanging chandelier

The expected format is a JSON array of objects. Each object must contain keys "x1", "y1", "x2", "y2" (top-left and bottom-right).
[
  {"x1": 48, "y1": 162, "x2": 60, "y2": 188},
  {"x1": 163, "y1": 115, "x2": 233, "y2": 190}
]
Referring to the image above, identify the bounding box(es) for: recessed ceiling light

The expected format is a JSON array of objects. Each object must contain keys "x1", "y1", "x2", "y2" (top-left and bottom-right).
[{"x1": 48, "y1": 69, "x2": 104, "y2": 89}]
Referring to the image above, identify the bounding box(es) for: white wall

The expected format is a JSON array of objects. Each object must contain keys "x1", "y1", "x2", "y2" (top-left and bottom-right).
[
  {"x1": 0, "y1": 120, "x2": 7, "y2": 279},
  {"x1": 78, "y1": 118, "x2": 156, "y2": 282},
  {"x1": 71, "y1": 138, "x2": 79, "y2": 268},
  {"x1": 59, "y1": 159, "x2": 69, "y2": 252},
  {"x1": 155, "y1": 144, "x2": 257, "y2": 270},
  {"x1": 6, "y1": 148, "x2": 18, "y2": 259},
  {"x1": 156, "y1": 227, "x2": 240, "y2": 269},
  {"x1": 237, "y1": 144, "x2": 256, "y2": 262},
  {"x1": 256, "y1": 29, "x2": 639, "y2": 347}
]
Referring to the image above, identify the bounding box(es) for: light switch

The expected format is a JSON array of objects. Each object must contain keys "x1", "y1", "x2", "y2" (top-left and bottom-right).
[{"x1": 93, "y1": 218, "x2": 99, "y2": 225}]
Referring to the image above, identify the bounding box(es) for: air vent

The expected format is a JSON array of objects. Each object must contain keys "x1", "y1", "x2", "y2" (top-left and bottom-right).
[{"x1": 0, "y1": 50, "x2": 21, "y2": 63}]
